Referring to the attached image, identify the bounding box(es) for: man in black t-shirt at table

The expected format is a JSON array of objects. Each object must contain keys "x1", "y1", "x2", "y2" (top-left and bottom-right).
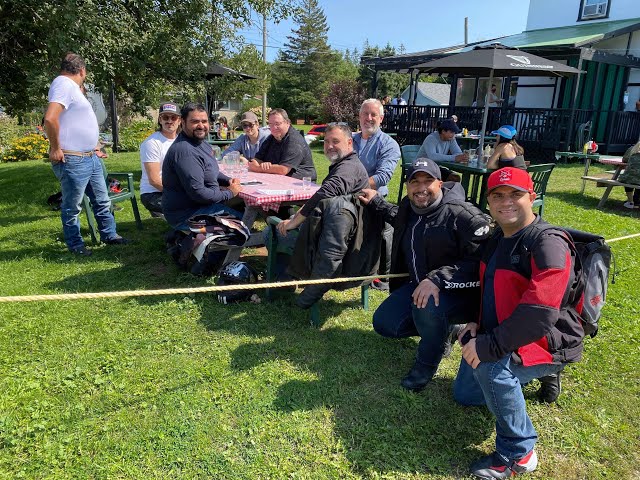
[{"x1": 248, "y1": 108, "x2": 316, "y2": 182}]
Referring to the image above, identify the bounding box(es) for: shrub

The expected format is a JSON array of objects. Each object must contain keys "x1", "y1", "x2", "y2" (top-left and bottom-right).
[
  {"x1": 0, "y1": 117, "x2": 32, "y2": 154},
  {"x1": 248, "y1": 106, "x2": 270, "y2": 124},
  {"x1": 118, "y1": 119, "x2": 155, "y2": 152},
  {"x1": 0, "y1": 133, "x2": 49, "y2": 163}
]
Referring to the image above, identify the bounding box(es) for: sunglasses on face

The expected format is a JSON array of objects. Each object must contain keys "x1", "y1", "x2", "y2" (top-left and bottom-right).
[
  {"x1": 242, "y1": 123, "x2": 256, "y2": 129},
  {"x1": 160, "y1": 115, "x2": 180, "y2": 122}
]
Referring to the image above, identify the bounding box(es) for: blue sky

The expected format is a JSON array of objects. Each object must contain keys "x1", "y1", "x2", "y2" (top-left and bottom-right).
[{"x1": 238, "y1": 0, "x2": 531, "y2": 62}]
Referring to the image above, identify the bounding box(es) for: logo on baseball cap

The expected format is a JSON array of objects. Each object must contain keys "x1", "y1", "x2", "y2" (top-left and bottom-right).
[
  {"x1": 487, "y1": 167, "x2": 533, "y2": 193},
  {"x1": 159, "y1": 102, "x2": 179, "y2": 115},
  {"x1": 408, "y1": 158, "x2": 441, "y2": 181}
]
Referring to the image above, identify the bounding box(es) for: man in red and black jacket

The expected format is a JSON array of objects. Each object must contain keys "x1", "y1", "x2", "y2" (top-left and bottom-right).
[{"x1": 453, "y1": 167, "x2": 585, "y2": 480}]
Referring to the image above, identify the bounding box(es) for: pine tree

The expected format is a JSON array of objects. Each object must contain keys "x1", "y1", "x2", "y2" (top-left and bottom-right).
[{"x1": 270, "y1": 0, "x2": 340, "y2": 121}]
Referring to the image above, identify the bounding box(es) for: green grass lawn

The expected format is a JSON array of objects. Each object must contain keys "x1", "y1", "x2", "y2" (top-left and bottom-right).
[{"x1": 1, "y1": 151, "x2": 639, "y2": 479}]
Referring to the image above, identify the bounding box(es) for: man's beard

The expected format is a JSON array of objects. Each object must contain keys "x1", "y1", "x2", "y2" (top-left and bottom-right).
[
  {"x1": 325, "y1": 151, "x2": 344, "y2": 164},
  {"x1": 361, "y1": 124, "x2": 379, "y2": 137}
]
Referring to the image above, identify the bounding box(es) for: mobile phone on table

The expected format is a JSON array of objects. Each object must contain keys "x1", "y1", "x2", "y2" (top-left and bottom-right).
[{"x1": 241, "y1": 180, "x2": 262, "y2": 186}]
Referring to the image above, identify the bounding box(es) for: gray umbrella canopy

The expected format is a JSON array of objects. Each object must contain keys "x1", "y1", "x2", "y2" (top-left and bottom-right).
[
  {"x1": 411, "y1": 44, "x2": 583, "y2": 153},
  {"x1": 205, "y1": 62, "x2": 257, "y2": 80},
  {"x1": 411, "y1": 44, "x2": 583, "y2": 77}
]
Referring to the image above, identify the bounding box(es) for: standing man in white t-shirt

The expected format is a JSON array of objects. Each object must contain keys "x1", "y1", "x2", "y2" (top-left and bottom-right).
[
  {"x1": 44, "y1": 53, "x2": 128, "y2": 256},
  {"x1": 139, "y1": 102, "x2": 180, "y2": 217}
]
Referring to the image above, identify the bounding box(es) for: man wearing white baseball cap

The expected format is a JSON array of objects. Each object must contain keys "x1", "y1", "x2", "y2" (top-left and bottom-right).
[{"x1": 139, "y1": 102, "x2": 181, "y2": 217}]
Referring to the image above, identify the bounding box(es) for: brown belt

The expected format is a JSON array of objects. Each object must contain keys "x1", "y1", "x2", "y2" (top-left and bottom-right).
[{"x1": 62, "y1": 149, "x2": 95, "y2": 157}]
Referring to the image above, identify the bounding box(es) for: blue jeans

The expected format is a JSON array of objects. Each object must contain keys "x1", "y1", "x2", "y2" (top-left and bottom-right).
[
  {"x1": 171, "y1": 204, "x2": 241, "y2": 232},
  {"x1": 373, "y1": 282, "x2": 479, "y2": 369},
  {"x1": 51, "y1": 153, "x2": 117, "y2": 250},
  {"x1": 454, "y1": 355, "x2": 564, "y2": 460}
]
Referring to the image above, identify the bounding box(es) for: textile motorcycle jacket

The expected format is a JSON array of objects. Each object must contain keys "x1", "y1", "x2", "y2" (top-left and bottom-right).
[
  {"x1": 369, "y1": 182, "x2": 492, "y2": 293},
  {"x1": 474, "y1": 217, "x2": 585, "y2": 367},
  {"x1": 288, "y1": 195, "x2": 384, "y2": 308}
]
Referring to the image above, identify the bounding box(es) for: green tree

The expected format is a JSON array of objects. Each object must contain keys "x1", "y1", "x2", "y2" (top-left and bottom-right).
[
  {"x1": 0, "y1": 0, "x2": 295, "y2": 116},
  {"x1": 269, "y1": 0, "x2": 342, "y2": 122},
  {"x1": 358, "y1": 42, "x2": 409, "y2": 99}
]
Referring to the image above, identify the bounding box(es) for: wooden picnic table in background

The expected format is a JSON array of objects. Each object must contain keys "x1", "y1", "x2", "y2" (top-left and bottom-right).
[
  {"x1": 437, "y1": 160, "x2": 491, "y2": 210},
  {"x1": 580, "y1": 156, "x2": 633, "y2": 208}
]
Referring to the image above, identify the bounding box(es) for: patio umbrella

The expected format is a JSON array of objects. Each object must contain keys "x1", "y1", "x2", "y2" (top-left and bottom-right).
[
  {"x1": 204, "y1": 63, "x2": 257, "y2": 120},
  {"x1": 411, "y1": 43, "x2": 583, "y2": 154},
  {"x1": 205, "y1": 62, "x2": 257, "y2": 81}
]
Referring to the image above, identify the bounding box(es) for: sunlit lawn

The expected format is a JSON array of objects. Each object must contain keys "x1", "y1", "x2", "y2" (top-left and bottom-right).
[{"x1": 0, "y1": 150, "x2": 639, "y2": 479}]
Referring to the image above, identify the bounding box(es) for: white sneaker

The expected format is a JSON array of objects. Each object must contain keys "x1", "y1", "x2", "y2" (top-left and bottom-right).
[{"x1": 623, "y1": 201, "x2": 638, "y2": 209}]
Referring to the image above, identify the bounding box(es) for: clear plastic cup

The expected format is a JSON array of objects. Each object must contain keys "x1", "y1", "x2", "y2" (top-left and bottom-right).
[
  {"x1": 302, "y1": 177, "x2": 312, "y2": 190},
  {"x1": 225, "y1": 151, "x2": 240, "y2": 176},
  {"x1": 211, "y1": 145, "x2": 222, "y2": 162}
]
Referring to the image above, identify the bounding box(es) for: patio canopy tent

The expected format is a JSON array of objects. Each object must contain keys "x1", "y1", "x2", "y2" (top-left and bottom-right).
[
  {"x1": 411, "y1": 44, "x2": 583, "y2": 153},
  {"x1": 204, "y1": 62, "x2": 257, "y2": 121}
]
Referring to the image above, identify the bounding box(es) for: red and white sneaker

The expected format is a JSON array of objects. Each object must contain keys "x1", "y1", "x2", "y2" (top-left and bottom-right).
[{"x1": 470, "y1": 450, "x2": 538, "y2": 479}]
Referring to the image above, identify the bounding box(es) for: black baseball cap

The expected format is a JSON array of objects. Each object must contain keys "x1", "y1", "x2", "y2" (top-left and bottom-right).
[
  {"x1": 439, "y1": 119, "x2": 460, "y2": 133},
  {"x1": 408, "y1": 158, "x2": 441, "y2": 181}
]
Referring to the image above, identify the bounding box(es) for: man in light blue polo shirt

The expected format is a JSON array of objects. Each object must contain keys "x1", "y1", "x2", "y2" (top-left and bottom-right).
[
  {"x1": 417, "y1": 119, "x2": 468, "y2": 163},
  {"x1": 353, "y1": 98, "x2": 401, "y2": 291}
]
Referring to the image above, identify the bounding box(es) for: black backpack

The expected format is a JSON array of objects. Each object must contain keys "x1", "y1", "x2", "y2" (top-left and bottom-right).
[
  {"x1": 165, "y1": 213, "x2": 250, "y2": 277},
  {"x1": 521, "y1": 222, "x2": 612, "y2": 337}
]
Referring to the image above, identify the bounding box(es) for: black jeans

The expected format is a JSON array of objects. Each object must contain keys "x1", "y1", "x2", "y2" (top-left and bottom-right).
[
  {"x1": 141, "y1": 192, "x2": 163, "y2": 215},
  {"x1": 373, "y1": 282, "x2": 479, "y2": 368}
]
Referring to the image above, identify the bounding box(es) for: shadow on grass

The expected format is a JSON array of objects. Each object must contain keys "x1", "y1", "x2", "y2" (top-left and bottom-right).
[
  {"x1": 553, "y1": 190, "x2": 639, "y2": 216},
  {"x1": 197, "y1": 297, "x2": 495, "y2": 477}
]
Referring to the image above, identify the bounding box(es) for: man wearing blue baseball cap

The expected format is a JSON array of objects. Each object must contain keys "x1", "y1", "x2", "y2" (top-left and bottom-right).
[
  {"x1": 487, "y1": 124, "x2": 526, "y2": 171},
  {"x1": 416, "y1": 119, "x2": 468, "y2": 163},
  {"x1": 359, "y1": 157, "x2": 491, "y2": 392}
]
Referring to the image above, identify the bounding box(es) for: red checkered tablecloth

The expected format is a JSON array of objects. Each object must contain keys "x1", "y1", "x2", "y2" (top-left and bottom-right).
[
  {"x1": 597, "y1": 156, "x2": 625, "y2": 166},
  {"x1": 223, "y1": 170, "x2": 320, "y2": 212}
]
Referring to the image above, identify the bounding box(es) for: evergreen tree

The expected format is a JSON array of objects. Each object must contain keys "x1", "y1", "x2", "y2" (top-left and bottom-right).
[
  {"x1": 358, "y1": 43, "x2": 409, "y2": 99},
  {"x1": 269, "y1": 0, "x2": 341, "y2": 122}
]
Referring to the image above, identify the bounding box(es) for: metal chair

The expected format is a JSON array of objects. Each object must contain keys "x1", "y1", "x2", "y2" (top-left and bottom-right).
[
  {"x1": 527, "y1": 163, "x2": 556, "y2": 217},
  {"x1": 82, "y1": 158, "x2": 142, "y2": 244},
  {"x1": 398, "y1": 145, "x2": 421, "y2": 203}
]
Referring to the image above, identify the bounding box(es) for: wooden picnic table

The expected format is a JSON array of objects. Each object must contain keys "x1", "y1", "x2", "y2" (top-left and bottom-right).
[
  {"x1": 554, "y1": 151, "x2": 601, "y2": 194},
  {"x1": 207, "y1": 139, "x2": 235, "y2": 147},
  {"x1": 580, "y1": 156, "x2": 632, "y2": 208},
  {"x1": 220, "y1": 170, "x2": 320, "y2": 263}
]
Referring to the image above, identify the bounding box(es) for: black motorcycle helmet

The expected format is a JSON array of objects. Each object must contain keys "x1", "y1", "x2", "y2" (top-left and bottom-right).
[{"x1": 216, "y1": 261, "x2": 259, "y2": 304}]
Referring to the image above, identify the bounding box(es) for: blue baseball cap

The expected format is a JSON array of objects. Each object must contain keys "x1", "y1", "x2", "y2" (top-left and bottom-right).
[{"x1": 491, "y1": 125, "x2": 517, "y2": 139}]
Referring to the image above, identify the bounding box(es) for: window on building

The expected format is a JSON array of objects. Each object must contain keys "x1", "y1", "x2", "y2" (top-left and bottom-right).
[{"x1": 578, "y1": 0, "x2": 610, "y2": 21}]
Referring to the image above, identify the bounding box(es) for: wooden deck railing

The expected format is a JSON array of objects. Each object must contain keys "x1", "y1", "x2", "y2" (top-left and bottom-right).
[{"x1": 382, "y1": 106, "x2": 640, "y2": 160}]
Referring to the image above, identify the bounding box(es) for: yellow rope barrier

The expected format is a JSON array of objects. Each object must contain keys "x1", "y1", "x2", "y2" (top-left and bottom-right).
[
  {"x1": 0, "y1": 273, "x2": 409, "y2": 304},
  {"x1": 0, "y1": 232, "x2": 637, "y2": 304},
  {"x1": 605, "y1": 232, "x2": 640, "y2": 243}
]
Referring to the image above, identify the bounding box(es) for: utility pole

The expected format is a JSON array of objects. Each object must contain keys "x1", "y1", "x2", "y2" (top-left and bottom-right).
[
  {"x1": 464, "y1": 17, "x2": 468, "y2": 45},
  {"x1": 262, "y1": 14, "x2": 268, "y2": 127}
]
